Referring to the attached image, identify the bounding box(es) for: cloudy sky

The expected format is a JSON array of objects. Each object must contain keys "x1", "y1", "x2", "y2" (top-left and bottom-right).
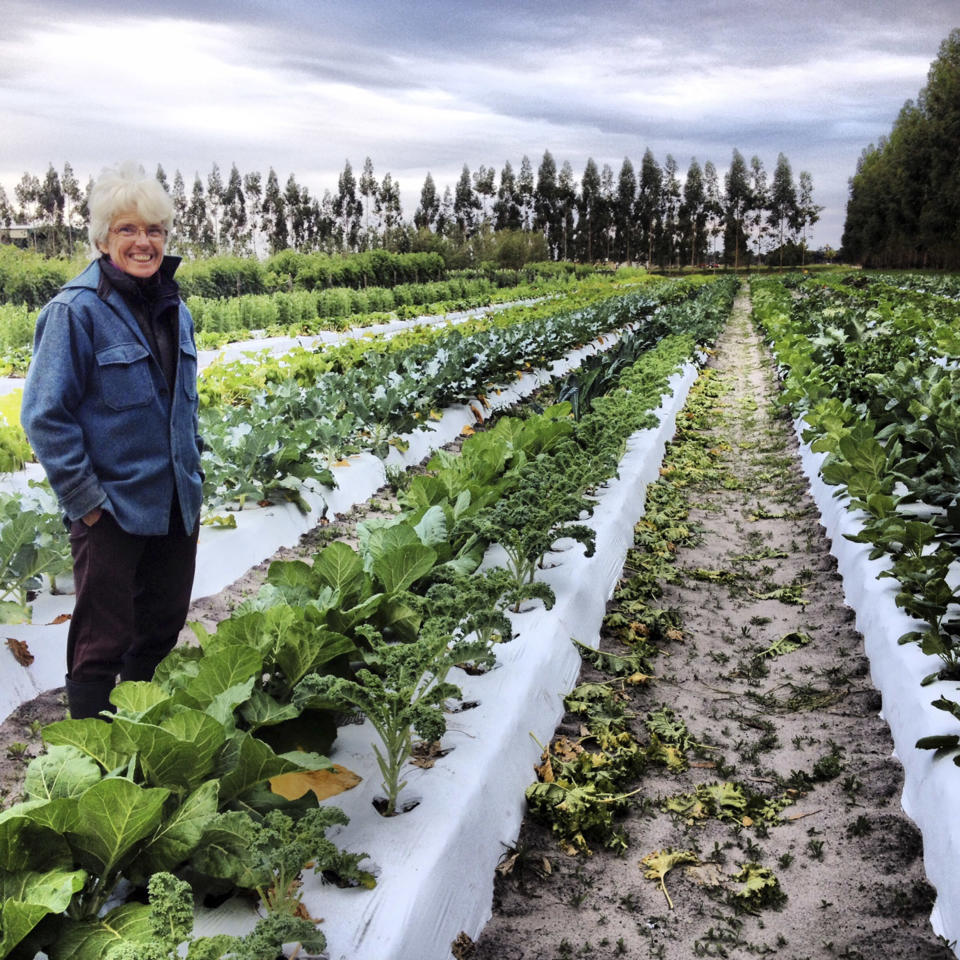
[{"x1": 2, "y1": 0, "x2": 956, "y2": 250}]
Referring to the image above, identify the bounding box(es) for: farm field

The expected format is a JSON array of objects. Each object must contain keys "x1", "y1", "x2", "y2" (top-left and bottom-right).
[
  {"x1": 473, "y1": 283, "x2": 956, "y2": 960},
  {"x1": 1, "y1": 269, "x2": 960, "y2": 959}
]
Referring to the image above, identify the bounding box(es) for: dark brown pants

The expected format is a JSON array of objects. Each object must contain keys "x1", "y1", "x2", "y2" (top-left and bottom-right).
[{"x1": 66, "y1": 502, "x2": 198, "y2": 683}]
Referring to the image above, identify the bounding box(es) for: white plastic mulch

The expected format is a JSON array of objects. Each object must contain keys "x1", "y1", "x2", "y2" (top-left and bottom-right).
[
  {"x1": 795, "y1": 422, "x2": 960, "y2": 953},
  {"x1": 192, "y1": 361, "x2": 700, "y2": 958},
  {"x1": 0, "y1": 326, "x2": 633, "y2": 723}
]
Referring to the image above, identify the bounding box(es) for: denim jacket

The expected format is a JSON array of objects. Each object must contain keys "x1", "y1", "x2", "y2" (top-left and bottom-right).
[{"x1": 21, "y1": 258, "x2": 203, "y2": 536}]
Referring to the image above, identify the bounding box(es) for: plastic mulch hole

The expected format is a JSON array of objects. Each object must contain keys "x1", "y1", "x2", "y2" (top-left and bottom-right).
[{"x1": 372, "y1": 796, "x2": 421, "y2": 816}]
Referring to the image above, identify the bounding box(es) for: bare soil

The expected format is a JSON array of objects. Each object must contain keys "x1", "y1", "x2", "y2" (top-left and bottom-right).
[{"x1": 469, "y1": 286, "x2": 954, "y2": 960}]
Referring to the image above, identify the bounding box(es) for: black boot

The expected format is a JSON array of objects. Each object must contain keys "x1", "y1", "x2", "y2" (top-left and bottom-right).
[{"x1": 64, "y1": 676, "x2": 116, "y2": 720}]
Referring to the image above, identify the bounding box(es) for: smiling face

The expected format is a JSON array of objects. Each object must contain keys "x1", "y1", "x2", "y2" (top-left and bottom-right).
[{"x1": 97, "y1": 213, "x2": 166, "y2": 279}]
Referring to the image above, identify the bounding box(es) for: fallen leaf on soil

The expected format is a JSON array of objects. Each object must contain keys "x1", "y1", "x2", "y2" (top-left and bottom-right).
[
  {"x1": 334, "y1": 458, "x2": 352, "y2": 467},
  {"x1": 5, "y1": 637, "x2": 34, "y2": 666},
  {"x1": 535, "y1": 755, "x2": 554, "y2": 782},
  {"x1": 410, "y1": 740, "x2": 453, "y2": 769},
  {"x1": 461, "y1": 425, "x2": 475, "y2": 436},
  {"x1": 641, "y1": 848, "x2": 699, "y2": 910},
  {"x1": 451, "y1": 931, "x2": 476, "y2": 960},
  {"x1": 690, "y1": 760, "x2": 716, "y2": 769},
  {"x1": 470, "y1": 405, "x2": 483, "y2": 422},
  {"x1": 685, "y1": 863, "x2": 726, "y2": 887},
  {"x1": 47, "y1": 614, "x2": 72, "y2": 625},
  {"x1": 269, "y1": 764, "x2": 361, "y2": 801}
]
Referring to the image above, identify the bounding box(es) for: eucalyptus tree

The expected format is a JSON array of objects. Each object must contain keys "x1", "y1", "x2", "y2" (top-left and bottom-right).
[
  {"x1": 680, "y1": 158, "x2": 707, "y2": 266},
  {"x1": 494, "y1": 160, "x2": 522, "y2": 232},
  {"x1": 0, "y1": 185, "x2": 13, "y2": 228},
  {"x1": 62, "y1": 161, "x2": 82, "y2": 252},
  {"x1": 747, "y1": 155, "x2": 769, "y2": 265},
  {"x1": 578, "y1": 157, "x2": 602, "y2": 261},
  {"x1": 454, "y1": 164, "x2": 481, "y2": 238},
  {"x1": 768, "y1": 153, "x2": 797, "y2": 268},
  {"x1": 284, "y1": 174, "x2": 309, "y2": 250},
  {"x1": 599, "y1": 163, "x2": 615, "y2": 260},
  {"x1": 556, "y1": 160, "x2": 577, "y2": 261},
  {"x1": 357, "y1": 157, "x2": 379, "y2": 245},
  {"x1": 261, "y1": 167, "x2": 288, "y2": 254},
  {"x1": 659, "y1": 154, "x2": 681, "y2": 266},
  {"x1": 170, "y1": 171, "x2": 188, "y2": 244},
  {"x1": 206, "y1": 162, "x2": 225, "y2": 252},
  {"x1": 221, "y1": 162, "x2": 248, "y2": 254},
  {"x1": 378, "y1": 172, "x2": 403, "y2": 249},
  {"x1": 534, "y1": 150, "x2": 559, "y2": 256},
  {"x1": 335, "y1": 160, "x2": 361, "y2": 250},
  {"x1": 14, "y1": 172, "x2": 40, "y2": 238},
  {"x1": 243, "y1": 171, "x2": 263, "y2": 256},
  {"x1": 723, "y1": 148, "x2": 750, "y2": 269},
  {"x1": 436, "y1": 186, "x2": 454, "y2": 237},
  {"x1": 517, "y1": 155, "x2": 535, "y2": 231},
  {"x1": 796, "y1": 170, "x2": 821, "y2": 265},
  {"x1": 414, "y1": 172, "x2": 440, "y2": 231},
  {"x1": 637, "y1": 148, "x2": 662, "y2": 266},
  {"x1": 472, "y1": 164, "x2": 496, "y2": 227},
  {"x1": 614, "y1": 157, "x2": 636, "y2": 263},
  {"x1": 703, "y1": 160, "x2": 723, "y2": 260}
]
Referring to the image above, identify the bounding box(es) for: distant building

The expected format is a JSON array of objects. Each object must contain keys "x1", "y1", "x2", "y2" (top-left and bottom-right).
[{"x1": 0, "y1": 224, "x2": 46, "y2": 248}]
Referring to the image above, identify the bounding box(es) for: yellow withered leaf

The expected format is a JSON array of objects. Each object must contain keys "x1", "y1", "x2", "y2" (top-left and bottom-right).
[
  {"x1": 461, "y1": 424, "x2": 476, "y2": 436},
  {"x1": 269, "y1": 764, "x2": 362, "y2": 801}
]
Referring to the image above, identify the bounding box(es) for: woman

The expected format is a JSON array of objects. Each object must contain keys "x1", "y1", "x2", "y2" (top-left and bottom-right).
[{"x1": 21, "y1": 162, "x2": 204, "y2": 719}]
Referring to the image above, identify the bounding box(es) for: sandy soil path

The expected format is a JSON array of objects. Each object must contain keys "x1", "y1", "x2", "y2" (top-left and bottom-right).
[{"x1": 471, "y1": 283, "x2": 954, "y2": 960}]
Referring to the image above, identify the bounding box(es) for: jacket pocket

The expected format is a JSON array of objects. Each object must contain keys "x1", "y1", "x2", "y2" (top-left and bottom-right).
[
  {"x1": 96, "y1": 342, "x2": 154, "y2": 410},
  {"x1": 179, "y1": 339, "x2": 198, "y2": 400}
]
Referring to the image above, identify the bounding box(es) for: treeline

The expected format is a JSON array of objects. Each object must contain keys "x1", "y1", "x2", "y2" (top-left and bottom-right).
[
  {"x1": 1, "y1": 148, "x2": 820, "y2": 268},
  {"x1": 842, "y1": 29, "x2": 960, "y2": 269}
]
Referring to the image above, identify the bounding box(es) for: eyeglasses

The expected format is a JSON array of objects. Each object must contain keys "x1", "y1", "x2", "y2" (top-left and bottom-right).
[{"x1": 111, "y1": 224, "x2": 166, "y2": 240}]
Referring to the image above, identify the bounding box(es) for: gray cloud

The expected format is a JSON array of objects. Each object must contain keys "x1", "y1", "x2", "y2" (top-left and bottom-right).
[{"x1": 2, "y1": 0, "x2": 958, "y2": 248}]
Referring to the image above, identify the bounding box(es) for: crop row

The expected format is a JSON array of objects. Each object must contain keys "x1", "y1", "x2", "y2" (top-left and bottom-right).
[
  {"x1": 0, "y1": 277, "x2": 672, "y2": 621},
  {"x1": 0, "y1": 271, "x2": 580, "y2": 374},
  {"x1": 0, "y1": 278, "x2": 737, "y2": 959},
  {"x1": 751, "y1": 273, "x2": 960, "y2": 760}
]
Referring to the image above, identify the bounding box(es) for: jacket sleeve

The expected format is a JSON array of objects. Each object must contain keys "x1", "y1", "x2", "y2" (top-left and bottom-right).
[{"x1": 20, "y1": 300, "x2": 107, "y2": 520}]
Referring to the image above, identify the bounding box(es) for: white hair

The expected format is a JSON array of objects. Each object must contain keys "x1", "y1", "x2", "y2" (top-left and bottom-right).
[{"x1": 88, "y1": 161, "x2": 174, "y2": 256}]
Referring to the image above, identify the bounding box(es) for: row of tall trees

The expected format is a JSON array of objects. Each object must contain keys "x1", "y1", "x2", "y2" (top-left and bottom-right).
[
  {"x1": 842, "y1": 29, "x2": 960, "y2": 268},
  {"x1": 3, "y1": 150, "x2": 820, "y2": 266}
]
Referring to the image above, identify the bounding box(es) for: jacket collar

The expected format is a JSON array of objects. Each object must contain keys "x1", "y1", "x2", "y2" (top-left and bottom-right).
[{"x1": 61, "y1": 256, "x2": 182, "y2": 297}]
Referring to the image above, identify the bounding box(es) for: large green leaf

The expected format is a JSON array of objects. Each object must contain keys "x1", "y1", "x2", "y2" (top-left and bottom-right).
[
  {"x1": 175, "y1": 646, "x2": 263, "y2": 710},
  {"x1": 111, "y1": 710, "x2": 226, "y2": 790},
  {"x1": 192, "y1": 810, "x2": 268, "y2": 889},
  {"x1": 0, "y1": 867, "x2": 87, "y2": 957},
  {"x1": 203, "y1": 678, "x2": 256, "y2": 729},
  {"x1": 274, "y1": 626, "x2": 356, "y2": 692},
  {"x1": 110, "y1": 681, "x2": 171, "y2": 720},
  {"x1": 48, "y1": 901, "x2": 152, "y2": 960},
  {"x1": 65, "y1": 779, "x2": 169, "y2": 879},
  {"x1": 373, "y1": 542, "x2": 438, "y2": 595},
  {"x1": 239, "y1": 688, "x2": 303, "y2": 730},
  {"x1": 413, "y1": 505, "x2": 448, "y2": 547},
  {"x1": 128, "y1": 779, "x2": 220, "y2": 880},
  {"x1": 215, "y1": 732, "x2": 330, "y2": 803},
  {"x1": 23, "y1": 746, "x2": 103, "y2": 802},
  {"x1": 326, "y1": 592, "x2": 384, "y2": 634},
  {"x1": 42, "y1": 719, "x2": 124, "y2": 773},
  {"x1": 311, "y1": 540, "x2": 366, "y2": 600}
]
